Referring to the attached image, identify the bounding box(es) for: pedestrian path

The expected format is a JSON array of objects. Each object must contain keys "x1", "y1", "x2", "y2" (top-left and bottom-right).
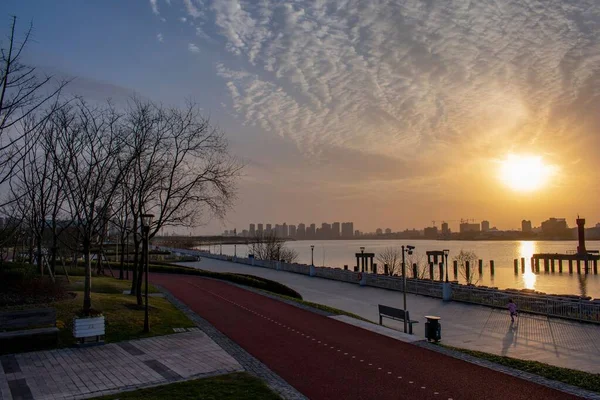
[
  {"x1": 0, "y1": 330, "x2": 242, "y2": 400},
  {"x1": 190, "y1": 258, "x2": 600, "y2": 373}
]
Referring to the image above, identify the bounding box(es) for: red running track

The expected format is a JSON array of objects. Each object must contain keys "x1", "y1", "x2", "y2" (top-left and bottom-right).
[{"x1": 151, "y1": 273, "x2": 580, "y2": 400}]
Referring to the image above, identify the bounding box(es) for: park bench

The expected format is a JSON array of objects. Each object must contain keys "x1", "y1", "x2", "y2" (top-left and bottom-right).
[
  {"x1": 378, "y1": 304, "x2": 419, "y2": 334},
  {"x1": 0, "y1": 308, "x2": 59, "y2": 343}
]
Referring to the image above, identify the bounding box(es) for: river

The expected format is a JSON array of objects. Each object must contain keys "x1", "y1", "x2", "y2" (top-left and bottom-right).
[{"x1": 200, "y1": 239, "x2": 600, "y2": 298}]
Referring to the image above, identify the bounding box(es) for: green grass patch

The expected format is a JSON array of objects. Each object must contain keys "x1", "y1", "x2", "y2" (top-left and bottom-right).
[
  {"x1": 149, "y1": 264, "x2": 303, "y2": 299},
  {"x1": 94, "y1": 372, "x2": 281, "y2": 400},
  {"x1": 0, "y1": 276, "x2": 195, "y2": 353},
  {"x1": 438, "y1": 344, "x2": 600, "y2": 393}
]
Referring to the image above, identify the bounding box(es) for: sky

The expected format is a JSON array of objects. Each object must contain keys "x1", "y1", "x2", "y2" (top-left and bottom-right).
[{"x1": 3, "y1": 0, "x2": 600, "y2": 234}]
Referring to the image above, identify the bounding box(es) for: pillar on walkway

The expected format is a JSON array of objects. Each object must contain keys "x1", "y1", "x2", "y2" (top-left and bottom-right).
[
  {"x1": 310, "y1": 264, "x2": 316, "y2": 277},
  {"x1": 442, "y1": 282, "x2": 452, "y2": 302}
]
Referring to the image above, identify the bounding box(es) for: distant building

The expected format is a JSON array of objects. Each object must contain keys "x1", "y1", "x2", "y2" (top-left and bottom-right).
[
  {"x1": 257, "y1": 223, "x2": 263, "y2": 234},
  {"x1": 307, "y1": 224, "x2": 316, "y2": 238},
  {"x1": 521, "y1": 220, "x2": 532, "y2": 233},
  {"x1": 541, "y1": 218, "x2": 568, "y2": 236},
  {"x1": 266, "y1": 224, "x2": 272, "y2": 234},
  {"x1": 320, "y1": 223, "x2": 331, "y2": 239},
  {"x1": 249, "y1": 223, "x2": 256, "y2": 236},
  {"x1": 242, "y1": 229, "x2": 248, "y2": 237},
  {"x1": 223, "y1": 230, "x2": 229, "y2": 236},
  {"x1": 289, "y1": 224, "x2": 296, "y2": 238},
  {"x1": 376, "y1": 228, "x2": 383, "y2": 235},
  {"x1": 332, "y1": 222, "x2": 340, "y2": 238},
  {"x1": 341, "y1": 222, "x2": 354, "y2": 238},
  {"x1": 354, "y1": 230, "x2": 361, "y2": 237},
  {"x1": 385, "y1": 228, "x2": 392, "y2": 234},
  {"x1": 297, "y1": 223, "x2": 306, "y2": 238},
  {"x1": 481, "y1": 220, "x2": 490, "y2": 232},
  {"x1": 282, "y1": 223, "x2": 288, "y2": 237},
  {"x1": 460, "y1": 223, "x2": 480, "y2": 233},
  {"x1": 441, "y1": 222, "x2": 450, "y2": 235},
  {"x1": 424, "y1": 226, "x2": 438, "y2": 239}
]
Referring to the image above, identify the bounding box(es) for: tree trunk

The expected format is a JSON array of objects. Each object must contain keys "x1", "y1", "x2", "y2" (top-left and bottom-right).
[
  {"x1": 50, "y1": 222, "x2": 58, "y2": 274},
  {"x1": 83, "y1": 238, "x2": 92, "y2": 314},
  {"x1": 119, "y1": 231, "x2": 125, "y2": 280},
  {"x1": 36, "y1": 234, "x2": 43, "y2": 275}
]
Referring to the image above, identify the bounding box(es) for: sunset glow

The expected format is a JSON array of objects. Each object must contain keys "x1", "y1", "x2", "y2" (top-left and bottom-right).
[{"x1": 499, "y1": 155, "x2": 555, "y2": 192}]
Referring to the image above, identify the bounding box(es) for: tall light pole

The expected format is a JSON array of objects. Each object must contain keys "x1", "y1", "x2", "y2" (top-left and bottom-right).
[
  {"x1": 444, "y1": 249, "x2": 450, "y2": 282},
  {"x1": 141, "y1": 213, "x2": 154, "y2": 333},
  {"x1": 311, "y1": 245, "x2": 315, "y2": 266},
  {"x1": 401, "y1": 245, "x2": 415, "y2": 334}
]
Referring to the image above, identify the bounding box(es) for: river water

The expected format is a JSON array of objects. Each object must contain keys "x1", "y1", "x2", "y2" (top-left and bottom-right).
[{"x1": 202, "y1": 239, "x2": 600, "y2": 299}]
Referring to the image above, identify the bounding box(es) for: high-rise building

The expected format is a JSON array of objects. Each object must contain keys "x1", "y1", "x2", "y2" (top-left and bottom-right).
[
  {"x1": 307, "y1": 223, "x2": 316, "y2": 238},
  {"x1": 289, "y1": 224, "x2": 296, "y2": 238},
  {"x1": 274, "y1": 224, "x2": 282, "y2": 237},
  {"x1": 521, "y1": 220, "x2": 532, "y2": 232},
  {"x1": 541, "y1": 218, "x2": 568, "y2": 236},
  {"x1": 341, "y1": 222, "x2": 354, "y2": 238},
  {"x1": 441, "y1": 222, "x2": 450, "y2": 235},
  {"x1": 266, "y1": 224, "x2": 272, "y2": 234},
  {"x1": 249, "y1": 223, "x2": 256, "y2": 236},
  {"x1": 331, "y1": 222, "x2": 340, "y2": 238},
  {"x1": 257, "y1": 223, "x2": 264, "y2": 234},
  {"x1": 481, "y1": 220, "x2": 490, "y2": 232},
  {"x1": 320, "y1": 222, "x2": 331, "y2": 239},
  {"x1": 459, "y1": 223, "x2": 480, "y2": 233},
  {"x1": 282, "y1": 222, "x2": 288, "y2": 237},
  {"x1": 424, "y1": 226, "x2": 438, "y2": 239},
  {"x1": 297, "y1": 223, "x2": 306, "y2": 238}
]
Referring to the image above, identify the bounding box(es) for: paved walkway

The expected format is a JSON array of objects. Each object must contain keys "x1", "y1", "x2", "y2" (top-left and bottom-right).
[
  {"x1": 0, "y1": 330, "x2": 241, "y2": 400},
  {"x1": 186, "y1": 258, "x2": 600, "y2": 373},
  {"x1": 152, "y1": 272, "x2": 586, "y2": 400}
]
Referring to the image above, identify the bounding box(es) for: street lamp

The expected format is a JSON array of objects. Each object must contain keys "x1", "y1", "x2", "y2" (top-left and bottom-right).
[
  {"x1": 401, "y1": 245, "x2": 415, "y2": 334},
  {"x1": 141, "y1": 213, "x2": 154, "y2": 333},
  {"x1": 310, "y1": 245, "x2": 315, "y2": 266},
  {"x1": 443, "y1": 249, "x2": 450, "y2": 282}
]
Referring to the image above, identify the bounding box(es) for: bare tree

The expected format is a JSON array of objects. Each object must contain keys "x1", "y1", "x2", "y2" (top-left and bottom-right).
[
  {"x1": 406, "y1": 251, "x2": 428, "y2": 279},
  {"x1": 376, "y1": 247, "x2": 402, "y2": 275},
  {"x1": 454, "y1": 249, "x2": 479, "y2": 285},
  {"x1": 247, "y1": 232, "x2": 298, "y2": 263}
]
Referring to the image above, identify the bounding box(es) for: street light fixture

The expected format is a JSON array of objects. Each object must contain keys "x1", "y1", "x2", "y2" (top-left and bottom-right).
[
  {"x1": 401, "y1": 245, "x2": 415, "y2": 334},
  {"x1": 443, "y1": 249, "x2": 450, "y2": 282},
  {"x1": 141, "y1": 213, "x2": 154, "y2": 333},
  {"x1": 310, "y1": 245, "x2": 315, "y2": 266}
]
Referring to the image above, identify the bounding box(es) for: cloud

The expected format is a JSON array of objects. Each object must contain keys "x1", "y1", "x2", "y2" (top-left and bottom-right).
[
  {"x1": 180, "y1": 17, "x2": 187, "y2": 23},
  {"x1": 188, "y1": 43, "x2": 200, "y2": 53},
  {"x1": 156, "y1": 33, "x2": 164, "y2": 43},
  {"x1": 149, "y1": 0, "x2": 159, "y2": 15},
  {"x1": 183, "y1": 0, "x2": 204, "y2": 18}
]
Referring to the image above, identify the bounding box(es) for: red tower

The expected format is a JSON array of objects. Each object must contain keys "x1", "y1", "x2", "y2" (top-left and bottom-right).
[{"x1": 576, "y1": 218, "x2": 586, "y2": 254}]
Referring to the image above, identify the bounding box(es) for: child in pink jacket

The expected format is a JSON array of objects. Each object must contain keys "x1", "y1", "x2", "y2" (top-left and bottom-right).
[{"x1": 508, "y1": 299, "x2": 518, "y2": 323}]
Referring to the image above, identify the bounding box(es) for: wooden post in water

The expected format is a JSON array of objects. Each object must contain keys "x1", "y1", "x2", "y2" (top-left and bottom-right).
[
  {"x1": 521, "y1": 257, "x2": 525, "y2": 273},
  {"x1": 558, "y1": 259, "x2": 563, "y2": 273},
  {"x1": 568, "y1": 259, "x2": 573, "y2": 274},
  {"x1": 384, "y1": 264, "x2": 388, "y2": 275},
  {"x1": 465, "y1": 261, "x2": 470, "y2": 280},
  {"x1": 413, "y1": 263, "x2": 418, "y2": 278},
  {"x1": 544, "y1": 258, "x2": 549, "y2": 273},
  {"x1": 429, "y1": 262, "x2": 434, "y2": 280},
  {"x1": 344, "y1": 265, "x2": 348, "y2": 270},
  {"x1": 535, "y1": 258, "x2": 540, "y2": 273},
  {"x1": 514, "y1": 259, "x2": 518, "y2": 275},
  {"x1": 594, "y1": 259, "x2": 598, "y2": 275},
  {"x1": 453, "y1": 260, "x2": 458, "y2": 279},
  {"x1": 373, "y1": 263, "x2": 377, "y2": 274},
  {"x1": 551, "y1": 259, "x2": 555, "y2": 273},
  {"x1": 478, "y1": 259, "x2": 483, "y2": 275},
  {"x1": 577, "y1": 259, "x2": 581, "y2": 274},
  {"x1": 438, "y1": 263, "x2": 443, "y2": 281},
  {"x1": 490, "y1": 260, "x2": 495, "y2": 275}
]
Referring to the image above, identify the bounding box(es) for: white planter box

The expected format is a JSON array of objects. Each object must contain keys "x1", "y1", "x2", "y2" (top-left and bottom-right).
[{"x1": 73, "y1": 316, "x2": 105, "y2": 338}]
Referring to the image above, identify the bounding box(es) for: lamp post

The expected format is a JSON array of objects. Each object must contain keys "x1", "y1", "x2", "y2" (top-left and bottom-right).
[
  {"x1": 310, "y1": 245, "x2": 315, "y2": 266},
  {"x1": 401, "y1": 245, "x2": 415, "y2": 334},
  {"x1": 234, "y1": 244, "x2": 237, "y2": 257},
  {"x1": 444, "y1": 249, "x2": 450, "y2": 282},
  {"x1": 141, "y1": 213, "x2": 154, "y2": 333},
  {"x1": 360, "y1": 246, "x2": 365, "y2": 272}
]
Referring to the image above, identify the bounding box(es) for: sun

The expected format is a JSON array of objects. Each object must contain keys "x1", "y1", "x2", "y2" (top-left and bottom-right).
[{"x1": 498, "y1": 154, "x2": 555, "y2": 192}]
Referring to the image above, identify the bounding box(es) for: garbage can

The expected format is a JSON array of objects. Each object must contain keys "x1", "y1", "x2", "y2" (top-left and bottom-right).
[{"x1": 425, "y1": 315, "x2": 441, "y2": 342}]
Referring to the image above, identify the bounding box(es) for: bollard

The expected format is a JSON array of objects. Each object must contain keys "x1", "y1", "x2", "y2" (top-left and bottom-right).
[
  {"x1": 568, "y1": 259, "x2": 573, "y2": 274},
  {"x1": 453, "y1": 260, "x2": 458, "y2": 279},
  {"x1": 412, "y1": 263, "x2": 418, "y2": 278},
  {"x1": 438, "y1": 263, "x2": 444, "y2": 281},
  {"x1": 429, "y1": 262, "x2": 434, "y2": 280},
  {"x1": 478, "y1": 259, "x2": 483, "y2": 275},
  {"x1": 521, "y1": 257, "x2": 525, "y2": 273},
  {"x1": 344, "y1": 265, "x2": 348, "y2": 270},
  {"x1": 490, "y1": 260, "x2": 495, "y2": 275},
  {"x1": 514, "y1": 259, "x2": 518, "y2": 275}
]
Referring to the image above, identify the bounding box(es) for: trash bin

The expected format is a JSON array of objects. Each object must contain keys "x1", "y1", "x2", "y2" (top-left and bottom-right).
[{"x1": 425, "y1": 315, "x2": 441, "y2": 342}]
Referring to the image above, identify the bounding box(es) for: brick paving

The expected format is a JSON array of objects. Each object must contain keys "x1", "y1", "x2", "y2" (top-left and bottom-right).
[{"x1": 0, "y1": 330, "x2": 241, "y2": 400}]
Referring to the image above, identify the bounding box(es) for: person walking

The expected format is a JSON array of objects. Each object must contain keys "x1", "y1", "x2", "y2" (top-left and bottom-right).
[{"x1": 507, "y1": 299, "x2": 518, "y2": 323}]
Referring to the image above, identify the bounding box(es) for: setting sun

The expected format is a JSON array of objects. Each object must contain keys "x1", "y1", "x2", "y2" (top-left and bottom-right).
[{"x1": 499, "y1": 154, "x2": 556, "y2": 192}]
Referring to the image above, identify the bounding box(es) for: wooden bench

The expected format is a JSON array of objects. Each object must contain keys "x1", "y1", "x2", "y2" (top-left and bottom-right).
[
  {"x1": 0, "y1": 308, "x2": 59, "y2": 342},
  {"x1": 378, "y1": 304, "x2": 419, "y2": 334}
]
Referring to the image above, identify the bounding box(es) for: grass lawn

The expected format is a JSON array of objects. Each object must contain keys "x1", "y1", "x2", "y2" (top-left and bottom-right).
[
  {"x1": 0, "y1": 276, "x2": 195, "y2": 353},
  {"x1": 438, "y1": 344, "x2": 600, "y2": 393},
  {"x1": 95, "y1": 372, "x2": 281, "y2": 400}
]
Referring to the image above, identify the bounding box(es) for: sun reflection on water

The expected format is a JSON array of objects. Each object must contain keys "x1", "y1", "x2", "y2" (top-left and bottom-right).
[{"x1": 520, "y1": 241, "x2": 537, "y2": 290}]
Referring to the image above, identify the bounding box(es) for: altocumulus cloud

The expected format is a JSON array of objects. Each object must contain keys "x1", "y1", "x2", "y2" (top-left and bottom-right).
[{"x1": 155, "y1": 0, "x2": 600, "y2": 166}]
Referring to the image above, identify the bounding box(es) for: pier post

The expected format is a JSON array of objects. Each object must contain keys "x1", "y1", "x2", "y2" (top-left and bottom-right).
[
  {"x1": 544, "y1": 258, "x2": 549, "y2": 273},
  {"x1": 373, "y1": 263, "x2": 377, "y2": 274},
  {"x1": 551, "y1": 259, "x2": 555, "y2": 273},
  {"x1": 577, "y1": 260, "x2": 581, "y2": 274},
  {"x1": 568, "y1": 259, "x2": 573, "y2": 274},
  {"x1": 478, "y1": 259, "x2": 483, "y2": 275},
  {"x1": 490, "y1": 260, "x2": 495, "y2": 275},
  {"x1": 521, "y1": 257, "x2": 525, "y2": 273},
  {"x1": 558, "y1": 260, "x2": 563, "y2": 273},
  {"x1": 354, "y1": 266, "x2": 359, "y2": 272},
  {"x1": 429, "y1": 262, "x2": 434, "y2": 280},
  {"x1": 530, "y1": 258, "x2": 534, "y2": 273},
  {"x1": 413, "y1": 263, "x2": 418, "y2": 278},
  {"x1": 465, "y1": 261, "x2": 470, "y2": 280},
  {"x1": 453, "y1": 260, "x2": 458, "y2": 279},
  {"x1": 535, "y1": 258, "x2": 540, "y2": 273},
  {"x1": 344, "y1": 265, "x2": 348, "y2": 270},
  {"x1": 438, "y1": 263, "x2": 444, "y2": 281},
  {"x1": 594, "y1": 259, "x2": 598, "y2": 275},
  {"x1": 514, "y1": 259, "x2": 518, "y2": 275},
  {"x1": 384, "y1": 264, "x2": 388, "y2": 275}
]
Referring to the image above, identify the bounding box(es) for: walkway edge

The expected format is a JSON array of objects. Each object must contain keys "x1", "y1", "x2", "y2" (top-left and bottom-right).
[{"x1": 155, "y1": 284, "x2": 308, "y2": 400}]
